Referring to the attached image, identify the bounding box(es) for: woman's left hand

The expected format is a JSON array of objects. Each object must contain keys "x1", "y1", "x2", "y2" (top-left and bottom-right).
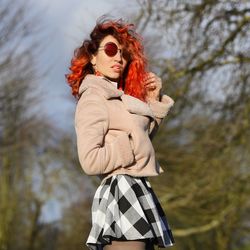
[{"x1": 144, "y1": 72, "x2": 162, "y2": 102}]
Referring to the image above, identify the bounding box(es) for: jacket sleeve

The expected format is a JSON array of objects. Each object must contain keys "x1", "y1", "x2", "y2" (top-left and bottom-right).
[
  {"x1": 75, "y1": 95, "x2": 135, "y2": 175},
  {"x1": 148, "y1": 94, "x2": 175, "y2": 140}
]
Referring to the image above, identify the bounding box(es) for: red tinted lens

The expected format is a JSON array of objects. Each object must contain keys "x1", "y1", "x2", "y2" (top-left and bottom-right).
[{"x1": 104, "y1": 42, "x2": 118, "y2": 57}]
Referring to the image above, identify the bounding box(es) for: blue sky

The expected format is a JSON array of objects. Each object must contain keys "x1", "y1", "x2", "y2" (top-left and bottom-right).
[{"x1": 32, "y1": 0, "x2": 139, "y2": 132}]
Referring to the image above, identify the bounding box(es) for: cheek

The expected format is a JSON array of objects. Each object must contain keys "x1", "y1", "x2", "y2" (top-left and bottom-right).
[
  {"x1": 95, "y1": 53, "x2": 127, "y2": 74},
  {"x1": 96, "y1": 55, "x2": 110, "y2": 71}
]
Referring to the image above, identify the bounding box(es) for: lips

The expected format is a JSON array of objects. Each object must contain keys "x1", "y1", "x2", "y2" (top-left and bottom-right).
[{"x1": 111, "y1": 64, "x2": 122, "y2": 71}]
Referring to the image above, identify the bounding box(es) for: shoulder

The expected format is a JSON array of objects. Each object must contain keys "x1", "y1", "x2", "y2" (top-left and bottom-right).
[
  {"x1": 75, "y1": 88, "x2": 110, "y2": 129},
  {"x1": 75, "y1": 88, "x2": 109, "y2": 119},
  {"x1": 78, "y1": 87, "x2": 107, "y2": 104}
]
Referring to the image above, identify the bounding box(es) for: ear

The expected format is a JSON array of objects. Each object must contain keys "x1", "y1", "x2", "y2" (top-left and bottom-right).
[{"x1": 90, "y1": 54, "x2": 96, "y2": 66}]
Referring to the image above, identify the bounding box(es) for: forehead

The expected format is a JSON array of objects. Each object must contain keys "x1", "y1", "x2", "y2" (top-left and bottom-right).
[{"x1": 100, "y1": 35, "x2": 121, "y2": 46}]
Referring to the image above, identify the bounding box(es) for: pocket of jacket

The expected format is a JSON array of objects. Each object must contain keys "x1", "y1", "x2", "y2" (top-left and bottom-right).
[
  {"x1": 114, "y1": 131, "x2": 135, "y2": 168},
  {"x1": 128, "y1": 132, "x2": 135, "y2": 151}
]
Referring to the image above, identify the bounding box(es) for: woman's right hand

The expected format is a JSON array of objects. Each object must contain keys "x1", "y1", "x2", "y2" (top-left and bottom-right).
[{"x1": 144, "y1": 72, "x2": 162, "y2": 102}]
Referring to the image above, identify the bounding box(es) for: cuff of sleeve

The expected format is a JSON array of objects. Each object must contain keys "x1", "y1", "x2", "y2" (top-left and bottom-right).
[
  {"x1": 148, "y1": 94, "x2": 174, "y2": 119},
  {"x1": 115, "y1": 132, "x2": 135, "y2": 167}
]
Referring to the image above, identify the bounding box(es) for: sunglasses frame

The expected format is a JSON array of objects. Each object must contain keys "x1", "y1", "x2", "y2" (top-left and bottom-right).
[
  {"x1": 98, "y1": 42, "x2": 122, "y2": 57},
  {"x1": 98, "y1": 42, "x2": 130, "y2": 60}
]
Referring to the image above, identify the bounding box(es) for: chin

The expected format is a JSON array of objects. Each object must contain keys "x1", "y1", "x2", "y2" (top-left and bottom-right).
[
  {"x1": 109, "y1": 77, "x2": 120, "y2": 82},
  {"x1": 105, "y1": 74, "x2": 120, "y2": 81}
]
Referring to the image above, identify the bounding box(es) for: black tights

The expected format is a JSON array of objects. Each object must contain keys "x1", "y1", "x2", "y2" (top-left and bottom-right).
[{"x1": 103, "y1": 240, "x2": 155, "y2": 250}]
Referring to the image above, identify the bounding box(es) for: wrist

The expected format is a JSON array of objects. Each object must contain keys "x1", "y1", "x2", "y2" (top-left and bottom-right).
[{"x1": 147, "y1": 96, "x2": 160, "y2": 103}]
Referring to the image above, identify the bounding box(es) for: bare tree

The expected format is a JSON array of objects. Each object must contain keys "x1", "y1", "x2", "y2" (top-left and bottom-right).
[
  {"x1": 0, "y1": 1, "x2": 91, "y2": 249},
  {"x1": 0, "y1": 4, "x2": 54, "y2": 250},
  {"x1": 133, "y1": 1, "x2": 250, "y2": 249},
  {"x1": 0, "y1": 1, "x2": 104, "y2": 250}
]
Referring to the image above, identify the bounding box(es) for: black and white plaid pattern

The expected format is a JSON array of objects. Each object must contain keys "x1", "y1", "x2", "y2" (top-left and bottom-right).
[{"x1": 86, "y1": 174, "x2": 174, "y2": 249}]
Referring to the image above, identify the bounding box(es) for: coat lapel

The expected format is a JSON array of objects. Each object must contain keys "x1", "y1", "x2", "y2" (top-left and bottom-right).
[
  {"x1": 79, "y1": 75, "x2": 123, "y2": 99},
  {"x1": 120, "y1": 94, "x2": 154, "y2": 119}
]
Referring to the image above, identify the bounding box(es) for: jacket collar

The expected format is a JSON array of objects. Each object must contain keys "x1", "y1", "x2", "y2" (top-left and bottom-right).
[
  {"x1": 79, "y1": 74, "x2": 123, "y2": 99},
  {"x1": 120, "y1": 95, "x2": 154, "y2": 119},
  {"x1": 79, "y1": 74, "x2": 154, "y2": 119}
]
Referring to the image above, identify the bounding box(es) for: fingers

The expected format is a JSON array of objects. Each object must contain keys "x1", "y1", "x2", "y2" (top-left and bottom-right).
[
  {"x1": 144, "y1": 72, "x2": 162, "y2": 90},
  {"x1": 145, "y1": 81, "x2": 156, "y2": 90},
  {"x1": 145, "y1": 72, "x2": 156, "y2": 82}
]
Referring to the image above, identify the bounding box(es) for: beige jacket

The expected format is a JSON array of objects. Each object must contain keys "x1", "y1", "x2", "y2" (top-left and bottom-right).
[{"x1": 75, "y1": 74, "x2": 174, "y2": 182}]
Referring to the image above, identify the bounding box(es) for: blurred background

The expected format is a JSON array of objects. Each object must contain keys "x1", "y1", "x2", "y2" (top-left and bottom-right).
[{"x1": 0, "y1": 0, "x2": 250, "y2": 249}]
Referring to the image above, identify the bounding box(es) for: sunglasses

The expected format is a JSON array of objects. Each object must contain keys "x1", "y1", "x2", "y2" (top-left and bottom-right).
[{"x1": 98, "y1": 42, "x2": 130, "y2": 60}]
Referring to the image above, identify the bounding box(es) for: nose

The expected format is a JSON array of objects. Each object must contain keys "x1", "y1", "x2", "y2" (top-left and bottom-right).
[{"x1": 114, "y1": 49, "x2": 123, "y2": 62}]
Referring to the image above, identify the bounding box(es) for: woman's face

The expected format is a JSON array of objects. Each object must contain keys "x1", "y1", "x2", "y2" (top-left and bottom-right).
[{"x1": 91, "y1": 35, "x2": 129, "y2": 81}]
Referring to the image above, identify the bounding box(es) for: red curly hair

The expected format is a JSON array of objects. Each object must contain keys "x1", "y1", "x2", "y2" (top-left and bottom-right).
[{"x1": 65, "y1": 17, "x2": 148, "y2": 102}]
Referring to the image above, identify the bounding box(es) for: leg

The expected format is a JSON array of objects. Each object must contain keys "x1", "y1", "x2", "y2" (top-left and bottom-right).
[{"x1": 103, "y1": 240, "x2": 147, "y2": 250}]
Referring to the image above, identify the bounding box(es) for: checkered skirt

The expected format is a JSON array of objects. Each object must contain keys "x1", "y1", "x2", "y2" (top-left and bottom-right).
[{"x1": 86, "y1": 174, "x2": 174, "y2": 249}]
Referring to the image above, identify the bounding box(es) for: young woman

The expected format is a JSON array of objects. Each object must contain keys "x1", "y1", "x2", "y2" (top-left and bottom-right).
[{"x1": 66, "y1": 17, "x2": 175, "y2": 250}]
